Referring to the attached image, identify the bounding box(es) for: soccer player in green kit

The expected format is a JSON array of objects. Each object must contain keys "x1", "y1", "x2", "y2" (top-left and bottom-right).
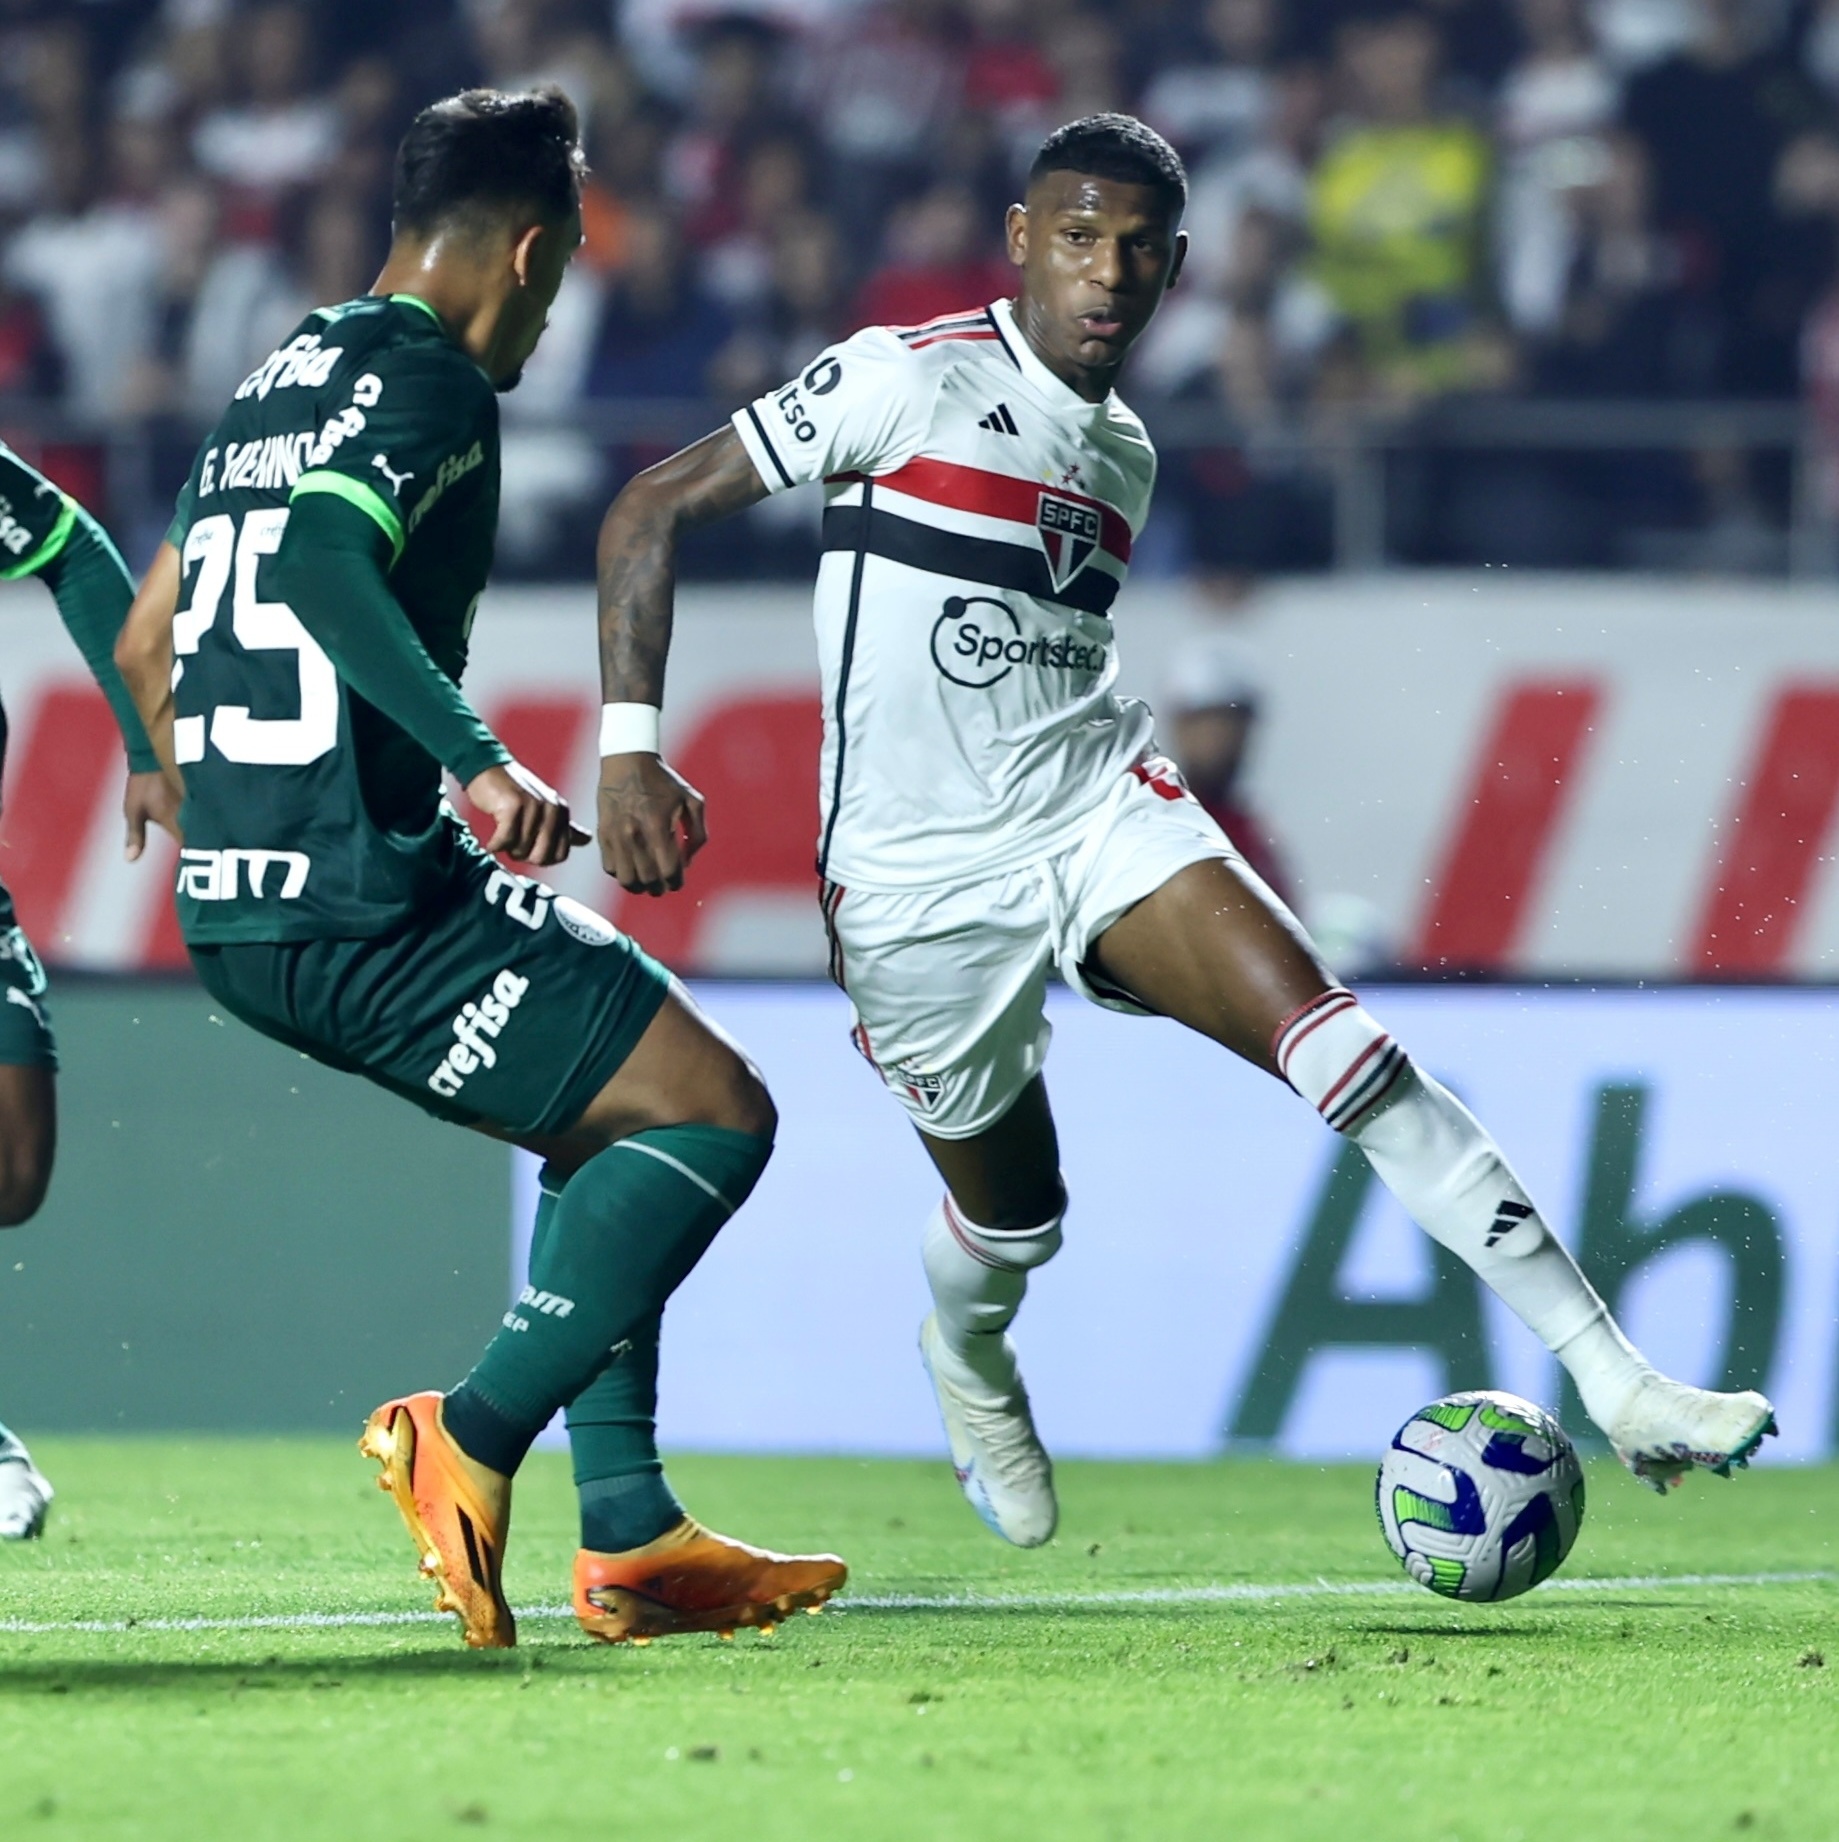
[
  {"x1": 115, "y1": 88, "x2": 844, "y2": 1646},
  {"x1": 0, "y1": 448, "x2": 179, "y2": 1538}
]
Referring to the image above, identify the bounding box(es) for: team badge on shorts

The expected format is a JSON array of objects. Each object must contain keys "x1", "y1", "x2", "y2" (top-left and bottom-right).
[
  {"x1": 849, "y1": 1019, "x2": 944, "y2": 1111},
  {"x1": 553, "y1": 897, "x2": 620, "y2": 946},
  {"x1": 889, "y1": 1061, "x2": 945, "y2": 1110},
  {"x1": 1036, "y1": 490, "x2": 1100, "y2": 592}
]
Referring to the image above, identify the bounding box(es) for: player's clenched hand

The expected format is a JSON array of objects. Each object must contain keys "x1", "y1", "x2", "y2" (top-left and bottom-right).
[
  {"x1": 123, "y1": 771, "x2": 184, "y2": 860},
  {"x1": 466, "y1": 761, "x2": 584, "y2": 868},
  {"x1": 598, "y1": 753, "x2": 707, "y2": 895}
]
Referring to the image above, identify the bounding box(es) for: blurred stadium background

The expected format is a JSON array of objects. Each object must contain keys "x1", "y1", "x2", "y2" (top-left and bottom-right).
[{"x1": 1, "y1": 0, "x2": 1836, "y2": 1467}]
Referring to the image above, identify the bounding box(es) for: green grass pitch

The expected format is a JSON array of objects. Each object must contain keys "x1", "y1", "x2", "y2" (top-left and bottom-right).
[{"x1": 1, "y1": 1441, "x2": 1835, "y2": 1841}]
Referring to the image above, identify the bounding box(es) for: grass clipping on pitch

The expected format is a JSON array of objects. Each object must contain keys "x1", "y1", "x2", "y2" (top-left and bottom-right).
[{"x1": 1, "y1": 1442, "x2": 1835, "y2": 1841}]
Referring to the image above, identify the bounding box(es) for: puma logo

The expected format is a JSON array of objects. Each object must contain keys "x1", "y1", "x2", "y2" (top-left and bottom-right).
[{"x1": 372, "y1": 453, "x2": 414, "y2": 494}]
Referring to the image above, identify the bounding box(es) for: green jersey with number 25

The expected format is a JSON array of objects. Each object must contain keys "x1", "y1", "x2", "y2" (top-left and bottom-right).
[{"x1": 169, "y1": 294, "x2": 499, "y2": 944}]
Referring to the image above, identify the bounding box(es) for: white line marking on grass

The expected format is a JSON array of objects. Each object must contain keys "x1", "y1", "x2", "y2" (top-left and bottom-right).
[
  {"x1": 838, "y1": 1571, "x2": 1834, "y2": 1611},
  {"x1": 0, "y1": 1571, "x2": 1826, "y2": 1638}
]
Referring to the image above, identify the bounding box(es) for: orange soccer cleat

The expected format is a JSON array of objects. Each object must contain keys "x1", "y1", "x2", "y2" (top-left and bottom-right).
[
  {"x1": 573, "y1": 1518, "x2": 848, "y2": 1644},
  {"x1": 359, "y1": 1391, "x2": 516, "y2": 1649}
]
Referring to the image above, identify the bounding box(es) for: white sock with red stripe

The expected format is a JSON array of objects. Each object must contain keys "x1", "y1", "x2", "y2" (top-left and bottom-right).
[
  {"x1": 1275, "y1": 991, "x2": 1650, "y2": 1426},
  {"x1": 922, "y1": 1195, "x2": 1064, "y2": 1395}
]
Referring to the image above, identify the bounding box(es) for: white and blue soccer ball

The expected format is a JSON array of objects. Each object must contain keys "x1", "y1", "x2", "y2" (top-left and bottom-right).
[{"x1": 1376, "y1": 1390, "x2": 1586, "y2": 1603}]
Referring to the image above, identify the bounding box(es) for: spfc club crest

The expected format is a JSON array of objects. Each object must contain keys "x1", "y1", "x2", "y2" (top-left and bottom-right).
[{"x1": 1035, "y1": 490, "x2": 1101, "y2": 591}]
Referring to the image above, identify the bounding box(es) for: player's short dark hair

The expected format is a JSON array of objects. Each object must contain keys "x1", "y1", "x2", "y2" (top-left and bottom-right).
[
  {"x1": 1028, "y1": 114, "x2": 1187, "y2": 218},
  {"x1": 392, "y1": 87, "x2": 586, "y2": 239}
]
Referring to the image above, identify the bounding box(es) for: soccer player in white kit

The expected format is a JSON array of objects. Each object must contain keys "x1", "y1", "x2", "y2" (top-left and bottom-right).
[{"x1": 594, "y1": 115, "x2": 1775, "y2": 1545}]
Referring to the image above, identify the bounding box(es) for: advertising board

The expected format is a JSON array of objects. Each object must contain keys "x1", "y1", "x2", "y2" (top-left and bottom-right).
[
  {"x1": 12, "y1": 571, "x2": 1839, "y2": 980},
  {"x1": 549, "y1": 981, "x2": 1839, "y2": 1464}
]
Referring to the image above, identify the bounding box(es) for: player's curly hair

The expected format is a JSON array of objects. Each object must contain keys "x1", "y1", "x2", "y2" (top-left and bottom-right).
[
  {"x1": 393, "y1": 87, "x2": 587, "y2": 238},
  {"x1": 1029, "y1": 114, "x2": 1187, "y2": 217}
]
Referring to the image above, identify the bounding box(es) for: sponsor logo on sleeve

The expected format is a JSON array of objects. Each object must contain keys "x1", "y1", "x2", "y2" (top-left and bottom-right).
[{"x1": 405, "y1": 440, "x2": 485, "y2": 535}]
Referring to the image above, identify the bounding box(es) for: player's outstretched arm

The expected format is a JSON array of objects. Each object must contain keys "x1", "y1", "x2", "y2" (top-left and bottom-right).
[
  {"x1": 8, "y1": 499, "x2": 180, "y2": 858},
  {"x1": 114, "y1": 540, "x2": 187, "y2": 827},
  {"x1": 272, "y1": 494, "x2": 583, "y2": 867},
  {"x1": 595, "y1": 427, "x2": 769, "y2": 896}
]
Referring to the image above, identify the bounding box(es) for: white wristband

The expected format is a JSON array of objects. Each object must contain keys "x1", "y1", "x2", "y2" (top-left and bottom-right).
[{"x1": 599, "y1": 702, "x2": 661, "y2": 756}]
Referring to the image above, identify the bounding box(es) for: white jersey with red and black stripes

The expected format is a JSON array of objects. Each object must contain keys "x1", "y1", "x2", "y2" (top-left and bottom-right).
[{"x1": 731, "y1": 297, "x2": 1158, "y2": 891}]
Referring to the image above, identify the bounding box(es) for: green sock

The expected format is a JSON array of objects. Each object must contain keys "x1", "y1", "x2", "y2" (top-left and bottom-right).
[
  {"x1": 445, "y1": 1126, "x2": 772, "y2": 1476},
  {"x1": 566, "y1": 1313, "x2": 685, "y2": 1553}
]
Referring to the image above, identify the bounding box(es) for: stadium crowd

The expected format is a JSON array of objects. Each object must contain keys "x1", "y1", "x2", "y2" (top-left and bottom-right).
[{"x1": 8, "y1": 0, "x2": 1839, "y2": 571}]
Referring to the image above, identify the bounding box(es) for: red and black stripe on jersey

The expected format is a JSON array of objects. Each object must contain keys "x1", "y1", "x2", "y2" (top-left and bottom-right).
[
  {"x1": 820, "y1": 456, "x2": 1131, "y2": 616},
  {"x1": 894, "y1": 307, "x2": 1003, "y2": 351}
]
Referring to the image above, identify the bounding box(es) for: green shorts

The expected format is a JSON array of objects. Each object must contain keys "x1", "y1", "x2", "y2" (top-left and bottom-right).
[
  {"x1": 189, "y1": 860, "x2": 670, "y2": 1138},
  {"x1": 0, "y1": 923, "x2": 56, "y2": 1070}
]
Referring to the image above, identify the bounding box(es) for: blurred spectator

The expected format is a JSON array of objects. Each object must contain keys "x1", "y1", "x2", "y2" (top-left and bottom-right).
[
  {"x1": 1494, "y1": 0, "x2": 1619, "y2": 335},
  {"x1": 192, "y1": 2, "x2": 341, "y2": 229},
  {"x1": 806, "y1": 0, "x2": 962, "y2": 240},
  {"x1": 1585, "y1": 0, "x2": 1698, "y2": 74},
  {"x1": 1140, "y1": 0, "x2": 1278, "y2": 164},
  {"x1": 1529, "y1": 128, "x2": 1682, "y2": 393},
  {"x1": 586, "y1": 207, "x2": 740, "y2": 398},
  {"x1": 849, "y1": 184, "x2": 1013, "y2": 330},
  {"x1": 1419, "y1": 0, "x2": 1522, "y2": 91},
  {"x1": 1048, "y1": 10, "x2": 1131, "y2": 121},
  {"x1": 578, "y1": 94, "x2": 676, "y2": 277},
  {"x1": 1155, "y1": 204, "x2": 1337, "y2": 584},
  {"x1": 667, "y1": 16, "x2": 789, "y2": 245},
  {"x1": 1782, "y1": 130, "x2": 1839, "y2": 537},
  {"x1": 0, "y1": 279, "x2": 53, "y2": 401},
  {"x1": 709, "y1": 202, "x2": 850, "y2": 396},
  {"x1": 1308, "y1": 11, "x2": 1505, "y2": 398},
  {"x1": 1804, "y1": 0, "x2": 1839, "y2": 107},
  {"x1": 471, "y1": 0, "x2": 627, "y2": 141},
  {"x1": 1162, "y1": 633, "x2": 1292, "y2": 904},
  {"x1": 1136, "y1": 60, "x2": 1329, "y2": 391},
  {"x1": 5, "y1": 124, "x2": 165, "y2": 421},
  {"x1": 2, "y1": 0, "x2": 1836, "y2": 578},
  {"x1": 699, "y1": 127, "x2": 816, "y2": 310},
  {"x1": 963, "y1": 0, "x2": 1062, "y2": 126},
  {"x1": 1620, "y1": 0, "x2": 1826, "y2": 393}
]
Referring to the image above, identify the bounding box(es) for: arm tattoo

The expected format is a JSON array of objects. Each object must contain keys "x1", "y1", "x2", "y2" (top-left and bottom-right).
[{"x1": 596, "y1": 427, "x2": 770, "y2": 706}]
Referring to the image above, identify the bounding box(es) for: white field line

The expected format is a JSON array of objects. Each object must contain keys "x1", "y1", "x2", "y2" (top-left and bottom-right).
[{"x1": 0, "y1": 1570, "x2": 1827, "y2": 1639}]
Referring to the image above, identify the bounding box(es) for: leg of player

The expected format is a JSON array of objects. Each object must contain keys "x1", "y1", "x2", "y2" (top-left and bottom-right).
[
  {"x1": 0, "y1": 1059, "x2": 57, "y2": 1540},
  {"x1": 1088, "y1": 857, "x2": 1776, "y2": 1491},
  {"x1": 914, "y1": 1080, "x2": 1066, "y2": 1547},
  {"x1": 362, "y1": 989, "x2": 845, "y2": 1647}
]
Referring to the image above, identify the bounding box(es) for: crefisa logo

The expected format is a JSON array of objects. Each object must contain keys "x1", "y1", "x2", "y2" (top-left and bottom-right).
[{"x1": 1036, "y1": 490, "x2": 1100, "y2": 591}]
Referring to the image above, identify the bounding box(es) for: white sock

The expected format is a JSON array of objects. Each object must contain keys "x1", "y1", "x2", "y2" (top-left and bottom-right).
[
  {"x1": 1275, "y1": 991, "x2": 1651, "y2": 1427},
  {"x1": 922, "y1": 1194, "x2": 1064, "y2": 1394}
]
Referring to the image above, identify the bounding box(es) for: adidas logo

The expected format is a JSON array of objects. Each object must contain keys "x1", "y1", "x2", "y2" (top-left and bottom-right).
[
  {"x1": 1485, "y1": 1199, "x2": 1535, "y2": 1248},
  {"x1": 978, "y1": 402, "x2": 1019, "y2": 435}
]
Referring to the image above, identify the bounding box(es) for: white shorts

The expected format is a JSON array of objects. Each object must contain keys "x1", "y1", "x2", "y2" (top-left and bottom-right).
[{"x1": 823, "y1": 756, "x2": 1250, "y2": 1139}]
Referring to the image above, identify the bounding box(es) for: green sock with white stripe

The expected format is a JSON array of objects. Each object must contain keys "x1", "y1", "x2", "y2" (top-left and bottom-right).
[{"x1": 445, "y1": 1126, "x2": 772, "y2": 1477}]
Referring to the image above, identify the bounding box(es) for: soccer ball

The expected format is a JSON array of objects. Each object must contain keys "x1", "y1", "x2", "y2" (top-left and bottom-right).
[{"x1": 1376, "y1": 1390, "x2": 1586, "y2": 1603}]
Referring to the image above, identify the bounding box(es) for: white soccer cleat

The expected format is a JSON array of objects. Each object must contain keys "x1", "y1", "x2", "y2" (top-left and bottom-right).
[
  {"x1": 0, "y1": 1429, "x2": 52, "y2": 1540},
  {"x1": 1597, "y1": 1371, "x2": 1777, "y2": 1493},
  {"x1": 919, "y1": 1313, "x2": 1056, "y2": 1548}
]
